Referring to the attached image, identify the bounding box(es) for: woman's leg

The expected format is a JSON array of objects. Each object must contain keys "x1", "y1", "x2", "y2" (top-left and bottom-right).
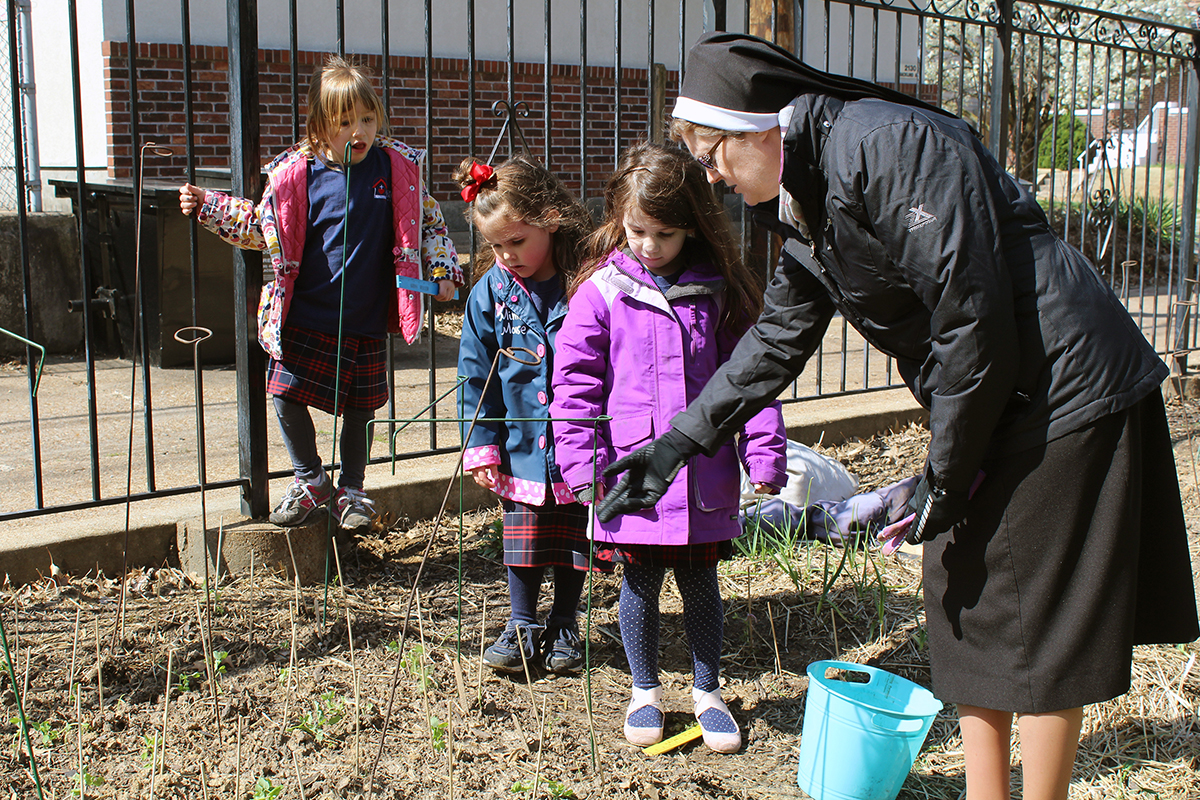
[
  {"x1": 958, "y1": 705, "x2": 1014, "y2": 800},
  {"x1": 1016, "y1": 707, "x2": 1083, "y2": 800}
]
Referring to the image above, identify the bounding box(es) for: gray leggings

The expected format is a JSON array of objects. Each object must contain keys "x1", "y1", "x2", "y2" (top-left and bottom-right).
[{"x1": 273, "y1": 395, "x2": 374, "y2": 489}]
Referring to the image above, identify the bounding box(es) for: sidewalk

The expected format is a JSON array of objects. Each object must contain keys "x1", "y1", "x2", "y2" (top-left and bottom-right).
[{"x1": 0, "y1": 324, "x2": 926, "y2": 586}]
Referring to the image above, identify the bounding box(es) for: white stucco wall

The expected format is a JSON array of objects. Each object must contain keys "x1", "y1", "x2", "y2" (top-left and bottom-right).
[
  {"x1": 24, "y1": 0, "x2": 919, "y2": 207},
  {"x1": 30, "y1": 0, "x2": 106, "y2": 175},
  {"x1": 97, "y1": 0, "x2": 725, "y2": 67}
]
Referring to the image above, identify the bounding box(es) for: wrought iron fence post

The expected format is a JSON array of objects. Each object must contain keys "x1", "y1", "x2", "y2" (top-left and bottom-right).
[
  {"x1": 228, "y1": 0, "x2": 269, "y2": 517},
  {"x1": 987, "y1": 0, "x2": 1013, "y2": 164},
  {"x1": 1170, "y1": 23, "x2": 1200, "y2": 375}
]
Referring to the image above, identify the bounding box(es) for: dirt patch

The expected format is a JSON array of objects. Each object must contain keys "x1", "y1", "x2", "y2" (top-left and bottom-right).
[{"x1": 2, "y1": 408, "x2": 1198, "y2": 800}]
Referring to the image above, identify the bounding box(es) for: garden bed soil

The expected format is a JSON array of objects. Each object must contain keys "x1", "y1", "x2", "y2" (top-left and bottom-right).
[{"x1": 2, "y1": 407, "x2": 1198, "y2": 799}]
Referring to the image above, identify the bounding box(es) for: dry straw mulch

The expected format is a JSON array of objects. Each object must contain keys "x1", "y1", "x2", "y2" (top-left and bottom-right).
[{"x1": 1, "y1": 410, "x2": 1197, "y2": 799}]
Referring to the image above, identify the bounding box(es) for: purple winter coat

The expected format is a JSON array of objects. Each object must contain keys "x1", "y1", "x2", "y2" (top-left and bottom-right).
[{"x1": 551, "y1": 248, "x2": 787, "y2": 546}]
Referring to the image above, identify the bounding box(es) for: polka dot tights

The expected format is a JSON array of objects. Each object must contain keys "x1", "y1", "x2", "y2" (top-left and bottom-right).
[{"x1": 618, "y1": 563, "x2": 723, "y2": 692}]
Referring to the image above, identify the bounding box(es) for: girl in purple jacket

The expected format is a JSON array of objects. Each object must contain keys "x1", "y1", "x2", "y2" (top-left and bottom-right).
[
  {"x1": 453, "y1": 157, "x2": 599, "y2": 675},
  {"x1": 551, "y1": 142, "x2": 787, "y2": 752}
]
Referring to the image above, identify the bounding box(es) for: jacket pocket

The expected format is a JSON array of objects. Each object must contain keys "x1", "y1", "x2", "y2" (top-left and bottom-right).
[
  {"x1": 609, "y1": 412, "x2": 654, "y2": 455},
  {"x1": 693, "y1": 444, "x2": 739, "y2": 512}
]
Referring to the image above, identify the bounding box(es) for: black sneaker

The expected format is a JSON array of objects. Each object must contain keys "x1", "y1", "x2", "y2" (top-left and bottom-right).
[
  {"x1": 482, "y1": 622, "x2": 544, "y2": 673},
  {"x1": 542, "y1": 623, "x2": 584, "y2": 674}
]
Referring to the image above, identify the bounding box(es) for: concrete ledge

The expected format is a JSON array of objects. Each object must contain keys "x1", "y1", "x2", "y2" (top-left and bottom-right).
[
  {"x1": 782, "y1": 387, "x2": 927, "y2": 446},
  {"x1": 1, "y1": 390, "x2": 925, "y2": 586}
]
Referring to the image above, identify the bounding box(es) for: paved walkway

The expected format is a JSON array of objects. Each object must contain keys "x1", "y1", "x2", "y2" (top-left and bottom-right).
[{"x1": 0, "y1": 323, "x2": 926, "y2": 585}]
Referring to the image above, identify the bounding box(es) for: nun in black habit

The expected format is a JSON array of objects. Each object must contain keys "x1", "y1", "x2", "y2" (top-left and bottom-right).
[{"x1": 597, "y1": 31, "x2": 1198, "y2": 800}]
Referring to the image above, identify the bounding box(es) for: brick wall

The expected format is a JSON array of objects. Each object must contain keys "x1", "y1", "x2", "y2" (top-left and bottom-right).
[{"x1": 103, "y1": 41, "x2": 671, "y2": 199}]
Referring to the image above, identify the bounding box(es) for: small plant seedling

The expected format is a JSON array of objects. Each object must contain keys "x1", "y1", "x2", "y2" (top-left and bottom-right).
[
  {"x1": 11, "y1": 717, "x2": 66, "y2": 748},
  {"x1": 276, "y1": 666, "x2": 291, "y2": 686},
  {"x1": 546, "y1": 780, "x2": 576, "y2": 799},
  {"x1": 139, "y1": 734, "x2": 159, "y2": 764},
  {"x1": 291, "y1": 690, "x2": 346, "y2": 745},
  {"x1": 252, "y1": 777, "x2": 282, "y2": 800},
  {"x1": 429, "y1": 715, "x2": 448, "y2": 751},
  {"x1": 69, "y1": 767, "x2": 104, "y2": 797},
  {"x1": 510, "y1": 780, "x2": 532, "y2": 793},
  {"x1": 480, "y1": 518, "x2": 504, "y2": 560},
  {"x1": 176, "y1": 670, "x2": 202, "y2": 693},
  {"x1": 212, "y1": 650, "x2": 229, "y2": 675},
  {"x1": 401, "y1": 644, "x2": 437, "y2": 689}
]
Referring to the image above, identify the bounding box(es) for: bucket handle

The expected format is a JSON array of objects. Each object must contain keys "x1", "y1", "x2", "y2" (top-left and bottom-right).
[
  {"x1": 872, "y1": 714, "x2": 926, "y2": 733},
  {"x1": 822, "y1": 663, "x2": 875, "y2": 685}
]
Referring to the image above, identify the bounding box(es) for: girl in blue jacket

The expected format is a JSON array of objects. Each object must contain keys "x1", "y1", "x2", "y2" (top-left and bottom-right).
[{"x1": 453, "y1": 157, "x2": 598, "y2": 675}]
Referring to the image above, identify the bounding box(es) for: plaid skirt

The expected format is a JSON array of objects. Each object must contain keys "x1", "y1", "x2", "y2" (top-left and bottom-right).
[
  {"x1": 266, "y1": 325, "x2": 388, "y2": 415},
  {"x1": 594, "y1": 539, "x2": 734, "y2": 570},
  {"x1": 502, "y1": 498, "x2": 611, "y2": 572}
]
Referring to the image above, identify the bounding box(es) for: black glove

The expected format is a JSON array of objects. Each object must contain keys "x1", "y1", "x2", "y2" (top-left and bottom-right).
[
  {"x1": 595, "y1": 428, "x2": 700, "y2": 523},
  {"x1": 904, "y1": 470, "x2": 970, "y2": 545}
]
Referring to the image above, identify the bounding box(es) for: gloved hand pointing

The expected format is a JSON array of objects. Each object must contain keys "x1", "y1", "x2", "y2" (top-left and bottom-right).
[{"x1": 595, "y1": 428, "x2": 700, "y2": 523}]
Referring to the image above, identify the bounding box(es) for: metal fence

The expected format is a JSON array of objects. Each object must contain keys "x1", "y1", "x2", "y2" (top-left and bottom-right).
[{"x1": 2, "y1": 0, "x2": 1197, "y2": 522}]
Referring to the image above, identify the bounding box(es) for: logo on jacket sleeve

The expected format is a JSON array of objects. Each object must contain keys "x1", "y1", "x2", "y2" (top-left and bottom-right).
[{"x1": 905, "y1": 203, "x2": 937, "y2": 231}]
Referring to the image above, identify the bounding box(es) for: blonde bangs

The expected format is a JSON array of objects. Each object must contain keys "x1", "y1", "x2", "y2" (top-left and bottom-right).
[{"x1": 305, "y1": 58, "x2": 389, "y2": 148}]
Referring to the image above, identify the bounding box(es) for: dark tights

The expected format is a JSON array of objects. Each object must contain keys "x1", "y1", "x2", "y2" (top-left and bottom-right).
[{"x1": 618, "y1": 563, "x2": 723, "y2": 692}]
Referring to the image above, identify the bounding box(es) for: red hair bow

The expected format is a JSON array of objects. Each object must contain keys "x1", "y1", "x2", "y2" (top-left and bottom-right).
[{"x1": 460, "y1": 162, "x2": 495, "y2": 202}]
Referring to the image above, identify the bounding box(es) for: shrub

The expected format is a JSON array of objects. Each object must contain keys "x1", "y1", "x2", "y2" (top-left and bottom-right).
[{"x1": 1038, "y1": 114, "x2": 1090, "y2": 171}]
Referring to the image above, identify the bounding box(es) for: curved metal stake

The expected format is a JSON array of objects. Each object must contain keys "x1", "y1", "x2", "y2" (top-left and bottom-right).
[
  {"x1": 113, "y1": 141, "x2": 175, "y2": 649},
  {"x1": 174, "y1": 326, "x2": 215, "y2": 616}
]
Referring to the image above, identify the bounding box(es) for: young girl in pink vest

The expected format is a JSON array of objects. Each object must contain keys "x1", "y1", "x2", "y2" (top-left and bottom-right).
[{"x1": 180, "y1": 56, "x2": 462, "y2": 531}]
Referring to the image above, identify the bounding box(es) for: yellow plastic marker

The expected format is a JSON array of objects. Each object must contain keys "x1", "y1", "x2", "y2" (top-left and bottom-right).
[{"x1": 643, "y1": 724, "x2": 702, "y2": 755}]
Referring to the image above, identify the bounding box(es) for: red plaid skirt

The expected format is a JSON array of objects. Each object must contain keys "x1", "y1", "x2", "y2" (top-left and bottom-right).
[
  {"x1": 502, "y1": 498, "x2": 611, "y2": 572},
  {"x1": 594, "y1": 540, "x2": 734, "y2": 570},
  {"x1": 266, "y1": 325, "x2": 388, "y2": 415}
]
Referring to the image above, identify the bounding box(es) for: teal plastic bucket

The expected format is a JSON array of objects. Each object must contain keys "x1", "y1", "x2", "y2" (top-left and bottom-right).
[{"x1": 797, "y1": 660, "x2": 943, "y2": 800}]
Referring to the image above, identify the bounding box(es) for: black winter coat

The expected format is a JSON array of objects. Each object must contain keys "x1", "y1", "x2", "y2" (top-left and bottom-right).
[{"x1": 672, "y1": 93, "x2": 1167, "y2": 493}]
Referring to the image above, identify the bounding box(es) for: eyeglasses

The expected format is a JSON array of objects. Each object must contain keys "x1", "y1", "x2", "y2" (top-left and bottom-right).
[{"x1": 695, "y1": 136, "x2": 728, "y2": 170}]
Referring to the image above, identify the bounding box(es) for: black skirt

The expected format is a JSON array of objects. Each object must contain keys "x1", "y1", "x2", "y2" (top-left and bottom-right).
[{"x1": 923, "y1": 391, "x2": 1199, "y2": 713}]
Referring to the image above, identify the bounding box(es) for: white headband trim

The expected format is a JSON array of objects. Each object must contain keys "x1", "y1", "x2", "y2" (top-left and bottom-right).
[{"x1": 671, "y1": 96, "x2": 780, "y2": 132}]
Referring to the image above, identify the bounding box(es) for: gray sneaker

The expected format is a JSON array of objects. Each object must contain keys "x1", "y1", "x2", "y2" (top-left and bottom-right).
[
  {"x1": 268, "y1": 477, "x2": 331, "y2": 526},
  {"x1": 482, "y1": 622, "x2": 545, "y2": 673},
  {"x1": 335, "y1": 486, "x2": 376, "y2": 532}
]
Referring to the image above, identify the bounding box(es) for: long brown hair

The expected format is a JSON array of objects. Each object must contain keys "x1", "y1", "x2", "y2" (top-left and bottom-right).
[
  {"x1": 574, "y1": 141, "x2": 762, "y2": 332},
  {"x1": 452, "y1": 157, "x2": 593, "y2": 283},
  {"x1": 304, "y1": 56, "x2": 389, "y2": 156}
]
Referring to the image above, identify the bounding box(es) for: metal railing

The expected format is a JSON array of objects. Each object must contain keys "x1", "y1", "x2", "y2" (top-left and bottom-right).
[{"x1": 1, "y1": 0, "x2": 1197, "y2": 522}]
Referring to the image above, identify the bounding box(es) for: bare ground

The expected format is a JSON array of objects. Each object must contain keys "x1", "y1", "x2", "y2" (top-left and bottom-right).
[{"x1": 2, "y1": 405, "x2": 1198, "y2": 800}]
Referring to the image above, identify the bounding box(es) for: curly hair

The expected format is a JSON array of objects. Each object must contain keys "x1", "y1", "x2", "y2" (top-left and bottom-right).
[
  {"x1": 574, "y1": 141, "x2": 762, "y2": 332},
  {"x1": 453, "y1": 157, "x2": 594, "y2": 283}
]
